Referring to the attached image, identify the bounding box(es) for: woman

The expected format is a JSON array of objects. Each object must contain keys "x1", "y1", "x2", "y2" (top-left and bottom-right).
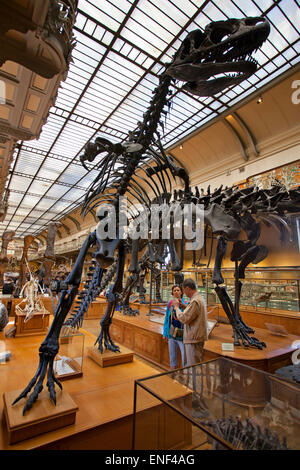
[{"x1": 163, "y1": 284, "x2": 186, "y2": 369}]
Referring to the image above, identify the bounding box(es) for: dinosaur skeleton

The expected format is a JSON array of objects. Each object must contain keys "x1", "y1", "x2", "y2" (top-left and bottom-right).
[
  {"x1": 190, "y1": 181, "x2": 300, "y2": 348},
  {"x1": 15, "y1": 261, "x2": 46, "y2": 323},
  {"x1": 13, "y1": 16, "x2": 271, "y2": 414},
  {"x1": 203, "y1": 415, "x2": 289, "y2": 450},
  {"x1": 0, "y1": 230, "x2": 15, "y2": 286},
  {"x1": 119, "y1": 241, "x2": 165, "y2": 316},
  {"x1": 39, "y1": 222, "x2": 61, "y2": 288},
  {"x1": 18, "y1": 235, "x2": 35, "y2": 291}
]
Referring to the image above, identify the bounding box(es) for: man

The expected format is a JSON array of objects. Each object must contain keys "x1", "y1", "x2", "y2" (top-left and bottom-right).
[
  {"x1": 173, "y1": 278, "x2": 210, "y2": 418},
  {"x1": 172, "y1": 278, "x2": 208, "y2": 366}
]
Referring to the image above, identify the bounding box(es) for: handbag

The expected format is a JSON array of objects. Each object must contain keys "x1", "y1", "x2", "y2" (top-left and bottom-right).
[
  {"x1": 169, "y1": 305, "x2": 184, "y2": 340},
  {"x1": 169, "y1": 324, "x2": 184, "y2": 340}
]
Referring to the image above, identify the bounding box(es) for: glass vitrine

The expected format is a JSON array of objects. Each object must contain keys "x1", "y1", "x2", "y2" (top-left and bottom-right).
[
  {"x1": 53, "y1": 327, "x2": 84, "y2": 381},
  {"x1": 133, "y1": 357, "x2": 300, "y2": 450},
  {"x1": 159, "y1": 268, "x2": 300, "y2": 312}
]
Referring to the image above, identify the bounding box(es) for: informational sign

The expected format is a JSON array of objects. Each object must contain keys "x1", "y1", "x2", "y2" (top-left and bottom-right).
[{"x1": 221, "y1": 343, "x2": 234, "y2": 352}]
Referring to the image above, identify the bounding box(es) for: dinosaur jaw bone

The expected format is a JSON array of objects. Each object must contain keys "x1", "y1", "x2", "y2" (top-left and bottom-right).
[{"x1": 167, "y1": 60, "x2": 257, "y2": 96}]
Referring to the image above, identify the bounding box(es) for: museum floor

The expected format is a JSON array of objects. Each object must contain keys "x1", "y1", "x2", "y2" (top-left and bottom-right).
[
  {"x1": 0, "y1": 321, "x2": 214, "y2": 450},
  {"x1": 1, "y1": 304, "x2": 300, "y2": 450}
]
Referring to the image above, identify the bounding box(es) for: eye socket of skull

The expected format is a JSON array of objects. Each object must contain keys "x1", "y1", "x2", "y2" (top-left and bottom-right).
[
  {"x1": 179, "y1": 30, "x2": 206, "y2": 59},
  {"x1": 208, "y1": 22, "x2": 239, "y2": 44}
]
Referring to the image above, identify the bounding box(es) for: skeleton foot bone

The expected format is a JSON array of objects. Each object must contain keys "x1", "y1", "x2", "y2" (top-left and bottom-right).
[
  {"x1": 95, "y1": 323, "x2": 120, "y2": 354},
  {"x1": 12, "y1": 338, "x2": 62, "y2": 415}
]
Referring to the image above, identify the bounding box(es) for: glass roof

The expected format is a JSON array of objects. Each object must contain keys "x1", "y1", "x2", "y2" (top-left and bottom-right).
[{"x1": 1, "y1": 0, "x2": 299, "y2": 239}]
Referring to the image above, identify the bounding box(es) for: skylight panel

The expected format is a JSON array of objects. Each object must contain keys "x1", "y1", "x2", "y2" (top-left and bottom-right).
[
  {"x1": 63, "y1": 188, "x2": 87, "y2": 201},
  {"x1": 121, "y1": 25, "x2": 165, "y2": 58},
  {"x1": 21, "y1": 195, "x2": 43, "y2": 208},
  {"x1": 111, "y1": 110, "x2": 142, "y2": 128},
  {"x1": 78, "y1": 171, "x2": 100, "y2": 189},
  {"x1": 130, "y1": 8, "x2": 174, "y2": 45},
  {"x1": 106, "y1": 111, "x2": 138, "y2": 129},
  {"x1": 72, "y1": 46, "x2": 102, "y2": 69},
  {"x1": 259, "y1": 0, "x2": 275, "y2": 8},
  {"x1": 50, "y1": 200, "x2": 76, "y2": 213},
  {"x1": 139, "y1": 2, "x2": 182, "y2": 35},
  {"x1": 90, "y1": 77, "x2": 130, "y2": 101},
  {"x1": 29, "y1": 180, "x2": 52, "y2": 196},
  {"x1": 36, "y1": 159, "x2": 69, "y2": 181},
  {"x1": 26, "y1": 210, "x2": 49, "y2": 218},
  {"x1": 76, "y1": 100, "x2": 113, "y2": 122},
  {"x1": 78, "y1": 0, "x2": 124, "y2": 31},
  {"x1": 282, "y1": 47, "x2": 298, "y2": 61},
  {"x1": 108, "y1": 50, "x2": 145, "y2": 77},
  {"x1": 280, "y1": 0, "x2": 300, "y2": 32},
  {"x1": 57, "y1": 169, "x2": 86, "y2": 187},
  {"x1": 268, "y1": 6, "x2": 299, "y2": 43},
  {"x1": 75, "y1": 11, "x2": 87, "y2": 29},
  {"x1": 119, "y1": 97, "x2": 146, "y2": 115},
  {"x1": 92, "y1": 24, "x2": 106, "y2": 42},
  {"x1": 69, "y1": 55, "x2": 98, "y2": 77},
  {"x1": 268, "y1": 22, "x2": 290, "y2": 50},
  {"x1": 3, "y1": 0, "x2": 298, "y2": 239},
  {"x1": 201, "y1": 2, "x2": 227, "y2": 21},
  {"x1": 14, "y1": 152, "x2": 41, "y2": 175},
  {"x1": 9, "y1": 175, "x2": 32, "y2": 193},
  {"x1": 28, "y1": 114, "x2": 66, "y2": 151},
  {"x1": 172, "y1": 0, "x2": 199, "y2": 17},
  {"x1": 3, "y1": 222, "x2": 18, "y2": 229},
  {"x1": 229, "y1": 0, "x2": 261, "y2": 16},
  {"x1": 6, "y1": 192, "x2": 23, "y2": 205},
  {"x1": 212, "y1": 0, "x2": 243, "y2": 18},
  {"x1": 94, "y1": 67, "x2": 135, "y2": 93},
  {"x1": 30, "y1": 225, "x2": 49, "y2": 232},
  {"x1": 5, "y1": 214, "x2": 24, "y2": 223},
  {"x1": 50, "y1": 122, "x2": 96, "y2": 158},
  {"x1": 133, "y1": 51, "x2": 151, "y2": 66},
  {"x1": 33, "y1": 199, "x2": 57, "y2": 212}
]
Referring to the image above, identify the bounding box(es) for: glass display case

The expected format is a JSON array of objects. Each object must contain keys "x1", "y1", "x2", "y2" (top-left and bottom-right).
[
  {"x1": 53, "y1": 327, "x2": 84, "y2": 381},
  {"x1": 159, "y1": 268, "x2": 300, "y2": 312},
  {"x1": 133, "y1": 357, "x2": 300, "y2": 450}
]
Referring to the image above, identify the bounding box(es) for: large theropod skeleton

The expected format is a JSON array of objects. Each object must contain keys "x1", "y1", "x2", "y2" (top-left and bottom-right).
[{"x1": 14, "y1": 17, "x2": 271, "y2": 414}]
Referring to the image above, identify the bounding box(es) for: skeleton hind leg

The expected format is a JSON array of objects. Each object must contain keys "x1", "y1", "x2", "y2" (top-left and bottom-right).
[
  {"x1": 96, "y1": 244, "x2": 126, "y2": 352},
  {"x1": 12, "y1": 231, "x2": 97, "y2": 414},
  {"x1": 213, "y1": 237, "x2": 265, "y2": 349}
]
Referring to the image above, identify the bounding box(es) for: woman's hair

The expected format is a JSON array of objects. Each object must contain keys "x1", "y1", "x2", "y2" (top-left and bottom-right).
[{"x1": 171, "y1": 284, "x2": 183, "y2": 296}]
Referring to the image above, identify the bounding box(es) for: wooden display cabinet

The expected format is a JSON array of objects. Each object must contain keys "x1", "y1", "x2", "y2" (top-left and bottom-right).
[{"x1": 14, "y1": 311, "x2": 50, "y2": 337}]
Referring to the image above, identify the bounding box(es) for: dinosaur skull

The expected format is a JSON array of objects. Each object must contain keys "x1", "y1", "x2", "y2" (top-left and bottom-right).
[{"x1": 166, "y1": 17, "x2": 270, "y2": 96}]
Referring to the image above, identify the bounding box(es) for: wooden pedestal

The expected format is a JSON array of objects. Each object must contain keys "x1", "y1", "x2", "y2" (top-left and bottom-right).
[
  {"x1": 54, "y1": 358, "x2": 83, "y2": 381},
  {"x1": 3, "y1": 389, "x2": 78, "y2": 444},
  {"x1": 129, "y1": 302, "x2": 166, "y2": 315},
  {"x1": 14, "y1": 311, "x2": 50, "y2": 337},
  {"x1": 87, "y1": 345, "x2": 134, "y2": 367}
]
